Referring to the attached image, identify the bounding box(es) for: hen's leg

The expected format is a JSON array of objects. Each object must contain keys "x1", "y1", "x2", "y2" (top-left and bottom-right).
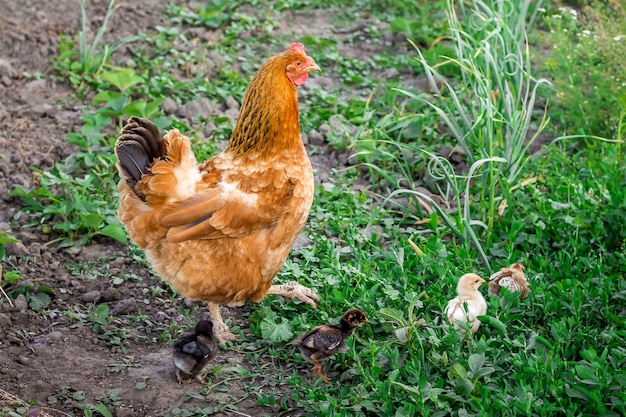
[
  {"x1": 208, "y1": 302, "x2": 235, "y2": 343},
  {"x1": 267, "y1": 282, "x2": 320, "y2": 308}
]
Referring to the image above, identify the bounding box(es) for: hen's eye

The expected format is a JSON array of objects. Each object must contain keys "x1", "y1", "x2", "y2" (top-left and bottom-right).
[{"x1": 296, "y1": 60, "x2": 302, "y2": 67}]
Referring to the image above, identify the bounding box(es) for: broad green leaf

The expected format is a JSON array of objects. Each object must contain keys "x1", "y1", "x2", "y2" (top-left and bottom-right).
[
  {"x1": 454, "y1": 377, "x2": 474, "y2": 396},
  {"x1": 92, "y1": 90, "x2": 123, "y2": 104},
  {"x1": 448, "y1": 363, "x2": 467, "y2": 379},
  {"x1": 28, "y1": 292, "x2": 51, "y2": 312},
  {"x1": 260, "y1": 317, "x2": 293, "y2": 343},
  {"x1": 95, "y1": 304, "x2": 110, "y2": 325},
  {"x1": 35, "y1": 285, "x2": 55, "y2": 295},
  {"x1": 478, "y1": 315, "x2": 507, "y2": 336},
  {"x1": 468, "y1": 353, "x2": 486, "y2": 374},
  {"x1": 99, "y1": 224, "x2": 127, "y2": 243},
  {"x1": 81, "y1": 213, "x2": 104, "y2": 230},
  {"x1": 565, "y1": 386, "x2": 590, "y2": 401},
  {"x1": 101, "y1": 69, "x2": 143, "y2": 91},
  {"x1": 575, "y1": 365, "x2": 597, "y2": 383},
  {"x1": 93, "y1": 403, "x2": 113, "y2": 417}
]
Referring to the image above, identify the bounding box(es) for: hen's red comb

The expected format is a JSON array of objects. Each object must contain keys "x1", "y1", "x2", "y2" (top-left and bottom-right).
[{"x1": 290, "y1": 43, "x2": 306, "y2": 54}]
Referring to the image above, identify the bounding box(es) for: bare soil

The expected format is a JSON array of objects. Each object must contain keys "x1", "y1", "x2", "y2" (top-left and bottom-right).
[{"x1": 0, "y1": 1, "x2": 406, "y2": 416}]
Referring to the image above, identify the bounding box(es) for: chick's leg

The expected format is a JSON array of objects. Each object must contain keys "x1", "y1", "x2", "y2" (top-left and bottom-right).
[
  {"x1": 267, "y1": 282, "x2": 320, "y2": 308},
  {"x1": 208, "y1": 302, "x2": 235, "y2": 343},
  {"x1": 311, "y1": 360, "x2": 330, "y2": 384},
  {"x1": 176, "y1": 369, "x2": 191, "y2": 384}
]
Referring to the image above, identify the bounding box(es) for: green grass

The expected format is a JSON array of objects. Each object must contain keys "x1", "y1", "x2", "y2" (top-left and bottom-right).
[{"x1": 4, "y1": 0, "x2": 626, "y2": 416}]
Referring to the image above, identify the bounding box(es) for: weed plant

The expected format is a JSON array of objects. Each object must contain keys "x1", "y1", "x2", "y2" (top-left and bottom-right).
[{"x1": 358, "y1": 0, "x2": 550, "y2": 272}]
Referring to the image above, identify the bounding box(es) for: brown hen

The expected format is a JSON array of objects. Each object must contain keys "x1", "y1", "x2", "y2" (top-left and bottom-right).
[{"x1": 115, "y1": 43, "x2": 321, "y2": 342}]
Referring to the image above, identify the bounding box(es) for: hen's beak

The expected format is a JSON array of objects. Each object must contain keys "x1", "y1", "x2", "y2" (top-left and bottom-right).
[
  {"x1": 305, "y1": 58, "x2": 321, "y2": 73},
  {"x1": 307, "y1": 63, "x2": 321, "y2": 72}
]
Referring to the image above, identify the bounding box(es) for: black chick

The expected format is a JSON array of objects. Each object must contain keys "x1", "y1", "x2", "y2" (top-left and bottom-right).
[
  {"x1": 173, "y1": 320, "x2": 218, "y2": 384},
  {"x1": 291, "y1": 308, "x2": 368, "y2": 383}
]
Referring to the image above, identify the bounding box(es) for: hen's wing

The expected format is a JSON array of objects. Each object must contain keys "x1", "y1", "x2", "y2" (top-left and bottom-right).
[
  {"x1": 125, "y1": 127, "x2": 295, "y2": 243},
  {"x1": 155, "y1": 175, "x2": 294, "y2": 243}
]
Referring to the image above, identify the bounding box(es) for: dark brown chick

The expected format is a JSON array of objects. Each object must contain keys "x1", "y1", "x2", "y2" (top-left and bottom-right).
[
  {"x1": 488, "y1": 263, "x2": 530, "y2": 299},
  {"x1": 291, "y1": 308, "x2": 368, "y2": 383},
  {"x1": 173, "y1": 320, "x2": 218, "y2": 384}
]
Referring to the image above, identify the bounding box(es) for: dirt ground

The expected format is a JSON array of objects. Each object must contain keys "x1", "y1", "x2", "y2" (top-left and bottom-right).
[{"x1": 0, "y1": 1, "x2": 406, "y2": 416}]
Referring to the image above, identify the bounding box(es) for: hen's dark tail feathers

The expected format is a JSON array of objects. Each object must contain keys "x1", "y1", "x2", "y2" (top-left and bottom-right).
[{"x1": 115, "y1": 116, "x2": 165, "y2": 194}]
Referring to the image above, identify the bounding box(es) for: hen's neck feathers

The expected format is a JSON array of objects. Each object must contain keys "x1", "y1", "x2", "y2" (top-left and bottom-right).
[{"x1": 227, "y1": 56, "x2": 301, "y2": 159}]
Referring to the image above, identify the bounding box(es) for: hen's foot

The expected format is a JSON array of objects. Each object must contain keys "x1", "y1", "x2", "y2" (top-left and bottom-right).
[
  {"x1": 267, "y1": 281, "x2": 320, "y2": 309},
  {"x1": 208, "y1": 302, "x2": 236, "y2": 343}
]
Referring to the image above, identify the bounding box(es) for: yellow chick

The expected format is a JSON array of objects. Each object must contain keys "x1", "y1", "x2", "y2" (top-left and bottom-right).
[
  {"x1": 488, "y1": 263, "x2": 530, "y2": 299},
  {"x1": 444, "y1": 273, "x2": 487, "y2": 333}
]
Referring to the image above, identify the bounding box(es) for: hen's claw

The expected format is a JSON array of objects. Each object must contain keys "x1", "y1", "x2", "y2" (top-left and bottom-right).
[
  {"x1": 267, "y1": 281, "x2": 320, "y2": 309},
  {"x1": 208, "y1": 302, "x2": 236, "y2": 343}
]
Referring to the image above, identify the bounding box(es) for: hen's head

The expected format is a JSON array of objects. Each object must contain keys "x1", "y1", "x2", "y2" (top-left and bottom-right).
[
  {"x1": 456, "y1": 273, "x2": 486, "y2": 294},
  {"x1": 278, "y1": 43, "x2": 321, "y2": 86},
  {"x1": 340, "y1": 308, "x2": 369, "y2": 329}
]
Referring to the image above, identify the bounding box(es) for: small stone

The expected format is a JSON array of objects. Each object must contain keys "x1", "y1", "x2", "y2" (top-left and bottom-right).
[
  {"x1": 5, "y1": 241, "x2": 28, "y2": 257},
  {"x1": 224, "y1": 107, "x2": 239, "y2": 123},
  {"x1": 28, "y1": 242, "x2": 42, "y2": 257},
  {"x1": 47, "y1": 331, "x2": 64, "y2": 343},
  {"x1": 7, "y1": 333, "x2": 22, "y2": 345},
  {"x1": 102, "y1": 287, "x2": 120, "y2": 302},
  {"x1": 0, "y1": 312, "x2": 12, "y2": 329},
  {"x1": 111, "y1": 298, "x2": 138, "y2": 315},
  {"x1": 225, "y1": 96, "x2": 239, "y2": 110},
  {"x1": 154, "y1": 311, "x2": 171, "y2": 322},
  {"x1": 319, "y1": 123, "x2": 332, "y2": 136},
  {"x1": 115, "y1": 407, "x2": 136, "y2": 417},
  {"x1": 203, "y1": 122, "x2": 216, "y2": 138},
  {"x1": 13, "y1": 294, "x2": 27, "y2": 312},
  {"x1": 308, "y1": 129, "x2": 324, "y2": 146},
  {"x1": 175, "y1": 97, "x2": 214, "y2": 120},
  {"x1": 80, "y1": 290, "x2": 101, "y2": 304},
  {"x1": 16, "y1": 356, "x2": 30, "y2": 365},
  {"x1": 71, "y1": 280, "x2": 84, "y2": 292},
  {"x1": 161, "y1": 97, "x2": 177, "y2": 114}
]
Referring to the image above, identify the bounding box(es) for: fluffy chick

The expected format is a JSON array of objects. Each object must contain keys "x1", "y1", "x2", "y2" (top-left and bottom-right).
[
  {"x1": 444, "y1": 273, "x2": 487, "y2": 334},
  {"x1": 173, "y1": 320, "x2": 218, "y2": 384},
  {"x1": 488, "y1": 263, "x2": 530, "y2": 299},
  {"x1": 292, "y1": 309, "x2": 368, "y2": 383}
]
